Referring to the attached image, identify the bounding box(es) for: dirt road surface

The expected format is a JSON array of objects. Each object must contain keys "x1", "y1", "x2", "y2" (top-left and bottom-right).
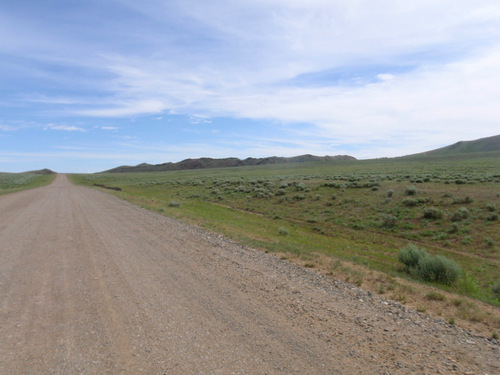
[{"x1": 0, "y1": 175, "x2": 498, "y2": 374}]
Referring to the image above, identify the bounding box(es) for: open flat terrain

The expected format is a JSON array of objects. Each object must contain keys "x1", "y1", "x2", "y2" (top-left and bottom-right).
[
  {"x1": 73, "y1": 154, "x2": 500, "y2": 329},
  {"x1": 0, "y1": 175, "x2": 498, "y2": 374}
]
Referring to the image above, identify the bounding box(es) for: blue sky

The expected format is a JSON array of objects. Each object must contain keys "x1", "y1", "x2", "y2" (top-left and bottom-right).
[{"x1": 1, "y1": 1, "x2": 499, "y2": 173}]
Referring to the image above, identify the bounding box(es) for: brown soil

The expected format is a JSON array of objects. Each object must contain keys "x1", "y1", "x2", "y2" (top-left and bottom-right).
[{"x1": 0, "y1": 175, "x2": 498, "y2": 374}]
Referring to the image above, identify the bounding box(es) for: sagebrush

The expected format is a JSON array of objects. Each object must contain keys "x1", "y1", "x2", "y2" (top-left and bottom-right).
[{"x1": 398, "y1": 244, "x2": 461, "y2": 284}]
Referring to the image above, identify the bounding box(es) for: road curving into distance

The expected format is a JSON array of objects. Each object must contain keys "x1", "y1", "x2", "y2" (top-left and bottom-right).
[{"x1": 0, "y1": 174, "x2": 498, "y2": 374}]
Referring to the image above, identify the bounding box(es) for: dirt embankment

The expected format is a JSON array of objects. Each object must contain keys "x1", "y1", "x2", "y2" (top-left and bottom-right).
[{"x1": 0, "y1": 174, "x2": 498, "y2": 374}]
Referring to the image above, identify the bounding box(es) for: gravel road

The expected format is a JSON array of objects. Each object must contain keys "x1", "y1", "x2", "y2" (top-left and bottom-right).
[{"x1": 0, "y1": 175, "x2": 498, "y2": 374}]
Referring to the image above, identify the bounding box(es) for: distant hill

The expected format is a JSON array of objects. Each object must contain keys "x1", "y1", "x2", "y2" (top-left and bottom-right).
[
  {"x1": 102, "y1": 155, "x2": 356, "y2": 173},
  {"x1": 407, "y1": 135, "x2": 500, "y2": 157},
  {"x1": 23, "y1": 168, "x2": 56, "y2": 175}
]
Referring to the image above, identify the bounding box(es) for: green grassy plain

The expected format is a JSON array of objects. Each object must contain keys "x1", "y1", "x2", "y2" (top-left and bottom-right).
[
  {"x1": 71, "y1": 152, "x2": 500, "y2": 308},
  {"x1": 0, "y1": 173, "x2": 56, "y2": 195}
]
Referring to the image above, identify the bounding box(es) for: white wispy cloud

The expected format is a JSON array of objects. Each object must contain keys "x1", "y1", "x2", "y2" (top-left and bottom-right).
[
  {"x1": 0, "y1": 121, "x2": 39, "y2": 132},
  {"x1": 77, "y1": 99, "x2": 165, "y2": 117},
  {"x1": 1, "y1": 0, "x2": 499, "y2": 171},
  {"x1": 189, "y1": 115, "x2": 212, "y2": 125},
  {"x1": 0, "y1": 125, "x2": 18, "y2": 131},
  {"x1": 45, "y1": 124, "x2": 86, "y2": 132},
  {"x1": 68, "y1": 1, "x2": 500, "y2": 142}
]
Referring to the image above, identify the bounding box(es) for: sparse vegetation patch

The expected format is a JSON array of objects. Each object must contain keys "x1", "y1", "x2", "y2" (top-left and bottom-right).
[{"x1": 0, "y1": 173, "x2": 56, "y2": 195}]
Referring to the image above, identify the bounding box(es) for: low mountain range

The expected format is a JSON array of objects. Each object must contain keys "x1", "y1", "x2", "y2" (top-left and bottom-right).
[
  {"x1": 102, "y1": 134, "x2": 499, "y2": 173},
  {"x1": 102, "y1": 155, "x2": 356, "y2": 173}
]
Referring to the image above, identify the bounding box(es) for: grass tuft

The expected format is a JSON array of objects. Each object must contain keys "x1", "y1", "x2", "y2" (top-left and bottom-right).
[
  {"x1": 425, "y1": 291, "x2": 446, "y2": 301},
  {"x1": 278, "y1": 227, "x2": 289, "y2": 236}
]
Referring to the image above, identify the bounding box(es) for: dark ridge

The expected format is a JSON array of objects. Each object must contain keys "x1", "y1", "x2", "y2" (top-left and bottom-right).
[{"x1": 102, "y1": 155, "x2": 357, "y2": 173}]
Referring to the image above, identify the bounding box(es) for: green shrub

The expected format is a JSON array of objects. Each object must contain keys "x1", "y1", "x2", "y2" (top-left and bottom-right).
[
  {"x1": 278, "y1": 227, "x2": 289, "y2": 236},
  {"x1": 253, "y1": 188, "x2": 273, "y2": 198},
  {"x1": 451, "y1": 207, "x2": 469, "y2": 222},
  {"x1": 387, "y1": 189, "x2": 394, "y2": 197},
  {"x1": 405, "y1": 185, "x2": 417, "y2": 196},
  {"x1": 168, "y1": 201, "x2": 181, "y2": 207},
  {"x1": 402, "y1": 198, "x2": 419, "y2": 207},
  {"x1": 486, "y1": 212, "x2": 499, "y2": 221},
  {"x1": 452, "y1": 196, "x2": 473, "y2": 204},
  {"x1": 398, "y1": 244, "x2": 427, "y2": 269},
  {"x1": 415, "y1": 255, "x2": 461, "y2": 284},
  {"x1": 381, "y1": 214, "x2": 397, "y2": 228},
  {"x1": 398, "y1": 244, "x2": 461, "y2": 284},
  {"x1": 295, "y1": 182, "x2": 306, "y2": 191},
  {"x1": 423, "y1": 207, "x2": 443, "y2": 220},
  {"x1": 485, "y1": 203, "x2": 496, "y2": 212},
  {"x1": 402, "y1": 197, "x2": 431, "y2": 207}
]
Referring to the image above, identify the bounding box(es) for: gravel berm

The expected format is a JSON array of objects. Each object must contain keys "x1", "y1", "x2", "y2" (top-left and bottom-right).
[{"x1": 0, "y1": 175, "x2": 498, "y2": 374}]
